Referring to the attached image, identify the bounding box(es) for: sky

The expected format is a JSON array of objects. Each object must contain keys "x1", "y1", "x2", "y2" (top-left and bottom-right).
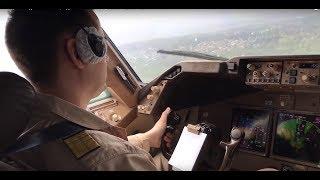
[
  {"x1": 95, "y1": 9, "x2": 317, "y2": 45},
  {"x1": 0, "y1": 9, "x2": 317, "y2": 76}
]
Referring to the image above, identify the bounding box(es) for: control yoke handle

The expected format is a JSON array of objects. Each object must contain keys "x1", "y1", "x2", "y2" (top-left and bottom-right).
[{"x1": 218, "y1": 127, "x2": 245, "y2": 171}]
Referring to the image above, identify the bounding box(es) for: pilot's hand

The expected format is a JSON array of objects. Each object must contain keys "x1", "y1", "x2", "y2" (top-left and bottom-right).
[
  {"x1": 163, "y1": 132, "x2": 174, "y2": 148},
  {"x1": 144, "y1": 107, "x2": 171, "y2": 148}
]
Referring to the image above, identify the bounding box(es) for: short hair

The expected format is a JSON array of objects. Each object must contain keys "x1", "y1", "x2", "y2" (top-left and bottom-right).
[{"x1": 5, "y1": 9, "x2": 95, "y2": 86}]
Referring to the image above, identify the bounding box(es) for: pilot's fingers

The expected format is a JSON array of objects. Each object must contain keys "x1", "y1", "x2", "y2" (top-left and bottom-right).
[
  {"x1": 165, "y1": 132, "x2": 174, "y2": 139},
  {"x1": 163, "y1": 135, "x2": 172, "y2": 143},
  {"x1": 166, "y1": 142, "x2": 171, "y2": 148},
  {"x1": 159, "y1": 107, "x2": 171, "y2": 122}
]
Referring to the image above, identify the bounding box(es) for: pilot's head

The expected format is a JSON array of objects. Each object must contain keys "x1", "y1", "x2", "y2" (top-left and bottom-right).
[{"x1": 5, "y1": 9, "x2": 108, "y2": 103}]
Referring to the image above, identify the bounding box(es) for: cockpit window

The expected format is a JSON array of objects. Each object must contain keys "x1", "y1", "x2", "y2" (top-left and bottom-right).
[
  {"x1": 0, "y1": 11, "x2": 24, "y2": 78},
  {"x1": 96, "y1": 9, "x2": 320, "y2": 83}
]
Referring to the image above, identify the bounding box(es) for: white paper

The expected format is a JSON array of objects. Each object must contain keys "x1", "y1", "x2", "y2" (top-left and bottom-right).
[{"x1": 168, "y1": 126, "x2": 207, "y2": 171}]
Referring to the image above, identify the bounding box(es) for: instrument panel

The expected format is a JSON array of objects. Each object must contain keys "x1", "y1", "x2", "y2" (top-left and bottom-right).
[
  {"x1": 246, "y1": 62, "x2": 282, "y2": 84},
  {"x1": 233, "y1": 108, "x2": 320, "y2": 166},
  {"x1": 273, "y1": 112, "x2": 320, "y2": 165},
  {"x1": 231, "y1": 108, "x2": 320, "y2": 169},
  {"x1": 245, "y1": 60, "x2": 320, "y2": 87},
  {"x1": 282, "y1": 61, "x2": 320, "y2": 86},
  {"x1": 232, "y1": 108, "x2": 271, "y2": 155}
]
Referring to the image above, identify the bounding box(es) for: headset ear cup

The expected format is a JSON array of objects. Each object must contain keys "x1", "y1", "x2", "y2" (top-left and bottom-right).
[
  {"x1": 75, "y1": 28, "x2": 93, "y2": 64},
  {"x1": 87, "y1": 34, "x2": 106, "y2": 57},
  {"x1": 75, "y1": 27, "x2": 107, "y2": 64}
]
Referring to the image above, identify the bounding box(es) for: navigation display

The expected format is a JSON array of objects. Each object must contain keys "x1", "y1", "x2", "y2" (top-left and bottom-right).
[
  {"x1": 232, "y1": 109, "x2": 271, "y2": 153},
  {"x1": 273, "y1": 112, "x2": 320, "y2": 164}
]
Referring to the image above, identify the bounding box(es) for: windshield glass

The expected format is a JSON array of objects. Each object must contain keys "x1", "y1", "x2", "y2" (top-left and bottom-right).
[{"x1": 96, "y1": 9, "x2": 320, "y2": 82}]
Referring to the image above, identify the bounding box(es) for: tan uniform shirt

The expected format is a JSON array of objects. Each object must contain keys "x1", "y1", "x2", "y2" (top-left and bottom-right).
[{"x1": 11, "y1": 93, "x2": 159, "y2": 171}]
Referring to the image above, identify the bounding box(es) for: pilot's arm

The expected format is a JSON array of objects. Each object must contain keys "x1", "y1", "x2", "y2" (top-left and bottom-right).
[
  {"x1": 127, "y1": 133, "x2": 151, "y2": 152},
  {"x1": 91, "y1": 150, "x2": 158, "y2": 171}
]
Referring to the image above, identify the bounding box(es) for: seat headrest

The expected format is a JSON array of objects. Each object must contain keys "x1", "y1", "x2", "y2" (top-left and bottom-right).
[{"x1": 0, "y1": 72, "x2": 36, "y2": 151}]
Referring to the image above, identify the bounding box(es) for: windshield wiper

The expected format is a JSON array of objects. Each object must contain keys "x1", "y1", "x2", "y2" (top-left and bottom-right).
[{"x1": 157, "y1": 49, "x2": 229, "y2": 61}]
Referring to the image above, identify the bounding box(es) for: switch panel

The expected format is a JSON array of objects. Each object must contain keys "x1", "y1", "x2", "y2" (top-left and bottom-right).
[
  {"x1": 246, "y1": 62, "x2": 282, "y2": 85},
  {"x1": 138, "y1": 80, "x2": 168, "y2": 114},
  {"x1": 278, "y1": 94, "x2": 295, "y2": 109},
  {"x1": 282, "y1": 61, "x2": 320, "y2": 86},
  {"x1": 165, "y1": 66, "x2": 182, "y2": 79}
]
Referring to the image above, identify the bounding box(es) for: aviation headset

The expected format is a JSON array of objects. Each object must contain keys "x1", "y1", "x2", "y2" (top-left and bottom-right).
[{"x1": 75, "y1": 26, "x2": 108, "y2": 64}]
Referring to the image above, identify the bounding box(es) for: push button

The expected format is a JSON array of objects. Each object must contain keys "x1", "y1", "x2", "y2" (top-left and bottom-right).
[
  {"x1": 289, "y1": 70, "x2": 298, "y2": 76},
  {"x1": 289, "y1": 77, "x2": 296, "y2": 84}
]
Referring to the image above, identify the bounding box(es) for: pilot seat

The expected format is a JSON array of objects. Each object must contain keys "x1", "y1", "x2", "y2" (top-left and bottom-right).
[{"x1": 0, "y1": 72, "x2": 37, "y2": 170}]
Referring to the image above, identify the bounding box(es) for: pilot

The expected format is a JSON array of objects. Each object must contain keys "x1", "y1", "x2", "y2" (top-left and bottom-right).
[{"x1": 4, "y1": 9, "x2": 172, "y2": 170}]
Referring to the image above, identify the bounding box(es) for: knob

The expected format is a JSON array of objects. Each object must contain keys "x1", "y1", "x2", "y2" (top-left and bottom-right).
[
  {"x1": 262, "y1": 71, "x2": 272, "y2": 78},
  {"x1": 268, "y1": 64, "x2": 281, "y2": 71},
  {"x1": 301, "y1": 75, "x2": 308, "y2": 82},
  {"x1": 145, "y1": 105, "x2": 152, "y2": 111},
  {"x1": 151, "y1": 86, "x2": 161, "y2": 94},
  {"x1": 247, "y1": 64, "x2": 256, "y2": 71},
  {"x1": 138, "y1": 105, "x2": 145, "y2": 111},
  {"x1": 147, "y1": 94, "x2": 155, "y2": 101},
  {"x1": 111, "y1": 114, "x2": 118, "y2": 121},
  {"x1": 160, "y1": 80, "x2": 167, "y2": 86},
  {"x1": 252, "y1": 71, "x2": 261, "y2": 77},
  {"x1": 219, "y1": 127, "x2": 244, "y2": 171},
  {"x1": 231, "y1": 128, "x2": 244, "y2": 140},
  {"x1": 111, "y1": 114, "x2": 122, "y2": 122},
  {"x1": 302, "y1": 75, "x2": 317, "y2": 83}
]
